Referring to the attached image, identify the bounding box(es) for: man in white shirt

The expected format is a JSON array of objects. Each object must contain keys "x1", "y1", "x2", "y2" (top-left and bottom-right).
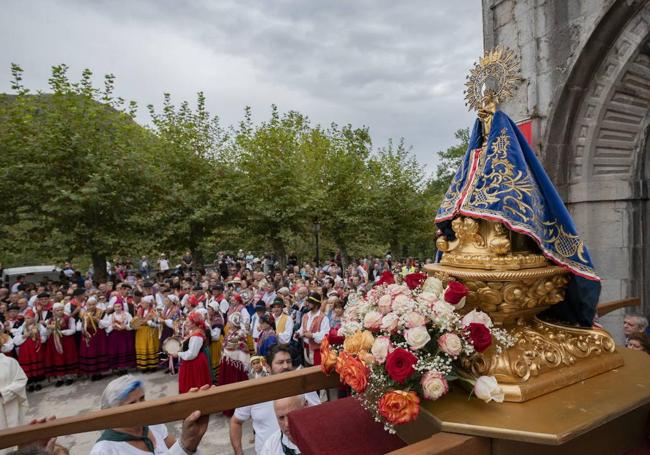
[
  {"x1": 260, "y1": 396, "x2": 307, "y2": 455},
  {"x1": 270, "y1": 299, "x2": 293, "y2": 345},
  {"x1": 158, "y1": 254, "x2": 170, "y2": 273},
  {"x1": 230, "y1": 346, "x2": 320, "y2": 455}
]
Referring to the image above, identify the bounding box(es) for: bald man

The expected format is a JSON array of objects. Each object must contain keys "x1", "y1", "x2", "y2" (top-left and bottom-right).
[{"x1": 260, "y1": 396, "x2": 307, "y2": 455}]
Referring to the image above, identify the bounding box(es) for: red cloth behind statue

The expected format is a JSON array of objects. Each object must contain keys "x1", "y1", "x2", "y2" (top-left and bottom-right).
[{"x1": 288, "y1": 396, "x2": 406, "y2": 455}]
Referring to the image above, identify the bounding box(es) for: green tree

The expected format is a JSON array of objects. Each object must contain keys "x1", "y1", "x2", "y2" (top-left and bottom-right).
[
  {"x1": 0, "y1": 64, "x2": 156, "y2": 282},
  {"x1": 370, "y1": 138, "x2": 434, "y2": 258},
  {"x1": 146, "y1": 92, "x2": 231, "y2": 267}
]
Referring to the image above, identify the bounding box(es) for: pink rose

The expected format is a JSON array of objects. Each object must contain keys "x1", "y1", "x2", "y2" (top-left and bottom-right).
[
  {"x1": 371, "y1": 336, "x2": 392, "y2": 364},
  {"x1": 461, "y1": 309, "x2": 493, "y2": 328},
  {"x1": 420, "y1": 371, "x2": 449, "y2": 400},
  {"x1": 404, "y1": 311, "x2": 426, "y2": 329},
  {"x1": 380, "y1": 312, "x2": 399, "y2": 333},
  {"x1": 389, "y1": 284, "x2": 410, "y2": 298},
  {"x1": 377, "y1": 294, "x2": 393, "y2": 315},
  {"x1": 363, "y1": 311, "x2": 383, "y2": 331},
  {"x1": 438, "y1": 333, "x2": 462, "y2": 357},
  {"x1": 404, "y1": 326, "x2": 431, "y2": 350}
]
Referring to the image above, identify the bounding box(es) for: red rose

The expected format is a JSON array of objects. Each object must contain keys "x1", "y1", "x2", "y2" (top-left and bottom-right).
[
  {"x1": 404, "y1": 272, "x2": 427, "y2": 290},
  {"x1": 444, "y1": 281, "x2": 469, "y2": 305},
  {"x1": 385, "y1": 348, "x2": 418, "y2": 384},
  {"x1": 468, "y1": 322, "x2": 492, "y2": 352}
]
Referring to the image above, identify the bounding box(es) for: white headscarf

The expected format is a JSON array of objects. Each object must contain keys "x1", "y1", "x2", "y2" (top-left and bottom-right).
[{"x1": 100, "y1": 375, "x2": 144, "y2": 409}]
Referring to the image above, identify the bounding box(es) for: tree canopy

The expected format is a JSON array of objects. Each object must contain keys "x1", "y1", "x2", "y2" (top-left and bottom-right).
[{"x1": 0, "y1": 64, "x2": 471, "y2": 273}]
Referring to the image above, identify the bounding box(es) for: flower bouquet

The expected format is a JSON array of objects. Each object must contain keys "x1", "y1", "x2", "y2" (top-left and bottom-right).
[{"x1": 321, "y1": 275, "x2": 513, "y2": 431}]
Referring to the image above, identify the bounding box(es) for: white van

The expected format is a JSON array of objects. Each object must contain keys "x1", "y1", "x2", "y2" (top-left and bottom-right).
[{"x1": 2, "y1": 265, "x2": 62, "y2": 287}]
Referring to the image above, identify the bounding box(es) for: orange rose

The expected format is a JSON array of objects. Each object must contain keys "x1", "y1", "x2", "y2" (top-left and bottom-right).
[
  {"x1": 321, "y1": 342, "x2": 338, "y2": 374},
  {"x1": 335, "y1": 351, "x2": 369, "y2": 393},
  {"x1": 378, "y1": 390, "x2": 421, "y2": 425},
  {"x1": 357, "y1": 349, "x2": 375, "y2": 366},
  {"x1": 344, "y1": 330, "x2": 375, "y2": 354}
]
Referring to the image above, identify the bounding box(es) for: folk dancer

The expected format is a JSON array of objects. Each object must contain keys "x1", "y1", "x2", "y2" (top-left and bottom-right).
[
  {"x1": 297, "y1": 292, "x2": 330, "y2": 366},
  {"x1": 160, "y1": 296, "x2": 182, "y2": 374},
  {"x1": 134, "y1": 296, "x2": 160, "y2": 372},
  {"x1": 175, "y1": 312, "x2": 212, "y2": 394},
  {"x1": 12, "y1": 309, "x2": 46, "y2": 392},
  {"x1": 44, "y1": 302, "x2": 78, "y2": 386},
  {"x1": 77, "y1": 296, "x2": 109, "y2": 380},
  {"x1": 103, "y1": 301, "x2": 135, "y2": 373},
  {"x1": 270, "y1": 299, "x2": 293, "y2": 345}
]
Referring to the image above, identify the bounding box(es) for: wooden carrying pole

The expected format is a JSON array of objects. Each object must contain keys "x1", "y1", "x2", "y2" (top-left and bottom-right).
[
  {"x1": 596, "y1": 297, "x2": 640, "y2": 316},
  {"x1": 0, "y1": 366, "x2": 340, "y2": 449}
]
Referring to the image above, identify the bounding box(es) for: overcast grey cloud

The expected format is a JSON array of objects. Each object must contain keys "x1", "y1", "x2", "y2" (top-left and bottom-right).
[{"x1": 0, "y1": 0, "x2": 482, "y2": 171}]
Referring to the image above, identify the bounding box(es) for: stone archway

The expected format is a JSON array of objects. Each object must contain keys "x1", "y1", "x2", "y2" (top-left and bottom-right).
[{"x1": 542, "y1": 0, "x2": 650, "y2": 334}]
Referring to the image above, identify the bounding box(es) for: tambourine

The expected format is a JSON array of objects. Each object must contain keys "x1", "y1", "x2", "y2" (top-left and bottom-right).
[
  {"x1": 162, "y1": 337, "x2": 182, "y2": 355},
  {"x1": 130, "y1": 317, "x2": 143, "y2": 329}
]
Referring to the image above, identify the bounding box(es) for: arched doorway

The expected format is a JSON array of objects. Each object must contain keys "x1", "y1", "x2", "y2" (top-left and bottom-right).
[{"x1": 542, "y1": 0, "x2": 650, "y2": 339}]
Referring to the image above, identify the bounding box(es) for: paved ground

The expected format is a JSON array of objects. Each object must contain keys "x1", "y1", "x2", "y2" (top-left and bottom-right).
[{"x1": 25, "y1": 371, "x2": 255, "y2": 454}]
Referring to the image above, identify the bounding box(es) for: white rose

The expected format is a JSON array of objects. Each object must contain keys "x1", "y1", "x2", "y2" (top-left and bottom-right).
[
  {"x1": 420, "y1": 371, "x2": 449, "y2": 400},
  {"x1": 431, "y1": 300, "x2": 455, "y2": 317},
  {"x1": 416, "y1": 291, "x2": 438, "y2": 306},
  {"x1": 340, "y1": 321, "x2": 361, "y2": 337},
  {"x1": 461, "y1": 309, "x2": 493, "y2": 328},
  {"x1": 404, "y1": 326, "x2": 431, "y2": 350},
  {"x1": 377, "y1": 294, "x2": 393, "y2": 315},
  {"x1": 437, "y1": 333, "x2": 463, "y2": 357},
  {"x1": 392, "y1": 294, "x2": 412, "y2": 314},
  {"x1": 363, "y1": 310, "x2": 383, "y2": 330},
  {"x1": 422, "y1": 277, "x2": 444, "y2": 295},
  {"x1": 380, "y1": 312, "x2": 399, "y2": 333},
  {"x1": 474, "y1": 376, "x2": 505, "y2": 403},
  {"x1": 404, "y1": 311, "x2": 426, "y2": 329},
  {"x1": 371, "y1": 336, "x2": 391, "y2": 364}
]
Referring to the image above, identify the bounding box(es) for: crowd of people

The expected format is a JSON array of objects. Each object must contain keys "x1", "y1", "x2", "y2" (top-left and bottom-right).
[
  {"x1": 2, "y1": 250, "x2": 649, "y2": 454},
  {"x1": 0, "y1": 251, "x2": 424, "y2": 395},
  {"x1": 0, "y1": 251, "x2": 427, "y2": 455}
]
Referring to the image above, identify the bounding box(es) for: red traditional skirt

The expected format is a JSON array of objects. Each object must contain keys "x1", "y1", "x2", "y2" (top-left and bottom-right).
[
  {"x1": 17, "y1": 337, "x2": 45, "y2": 379},
  {"x1": 218, "y1": 356, "x2": 249, "y2": 416},
  {"x1": 106, "y1": 330, "x2": 135, "y2": 369},
  {"x1": 178, "y1": 352, "x2": 212, "y2": 394},
  {"x1": 45, "y1": 335, "x2": 78, "y2": 377},
  {"x1": 79, "y1": 329, "x2": 109, "y2": 375}
]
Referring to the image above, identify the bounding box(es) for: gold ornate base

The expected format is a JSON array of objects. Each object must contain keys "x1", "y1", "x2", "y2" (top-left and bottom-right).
[{"x1": 460, "y1": 318, "x2": 623, "y2": 402}]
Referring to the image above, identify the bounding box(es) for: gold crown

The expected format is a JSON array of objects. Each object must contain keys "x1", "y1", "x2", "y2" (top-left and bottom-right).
[{"x1": 464, "y1": 46, "x2": 520, "y2": 112}]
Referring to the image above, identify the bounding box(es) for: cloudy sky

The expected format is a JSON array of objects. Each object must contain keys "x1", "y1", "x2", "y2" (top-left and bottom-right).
[{"x1": 1, "y1": 1, "x2": 483, "y2": 171}]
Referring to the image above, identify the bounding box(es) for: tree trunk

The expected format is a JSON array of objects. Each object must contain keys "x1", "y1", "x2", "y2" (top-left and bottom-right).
[
  {"x1": 91, "y1": 252, "x2": 107, "y2": 284},
  {"x1": 272, "y1": 238, "x2": 287, "y2": 270}
]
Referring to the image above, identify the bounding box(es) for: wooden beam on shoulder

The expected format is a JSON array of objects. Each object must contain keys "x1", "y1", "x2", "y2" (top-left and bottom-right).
[{"x1": 0, "y1": 366, "x2": 340, "y2": 449}]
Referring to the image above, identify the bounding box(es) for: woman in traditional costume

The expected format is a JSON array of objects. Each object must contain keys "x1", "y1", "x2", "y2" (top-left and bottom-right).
[
  {"x1": 77, "y1": 296, "x2": 108, "y2": 381},
  {"x1": 134, "y1": 296, "x2": 160, "y2": 372},
  {"x1": 175, "y1": 312, "x2": 212, "y2": 394},
  {"x1": 218, "y1": 312, "x2": 250, "y2": 416},
  {"x1": 255, "y1": 314, "x2": 277, "y2": 357},
  {"x1": 12, "y1": 309, "x2": 46, "y2": 392},
  {"x1": 44, "y1": 302, "x2": 78, "y2": 387},
  {"x1": 206, "y1": 301, "x2": 224, "y2": 380},
  {"x1": 104, "y1": 301, "x2": 135, "y2": 374}
]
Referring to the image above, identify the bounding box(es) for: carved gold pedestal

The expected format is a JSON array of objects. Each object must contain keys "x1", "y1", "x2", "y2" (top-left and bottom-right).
[{"x1": 428, "y1": 216, "x2": 623, "y2": 402}]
